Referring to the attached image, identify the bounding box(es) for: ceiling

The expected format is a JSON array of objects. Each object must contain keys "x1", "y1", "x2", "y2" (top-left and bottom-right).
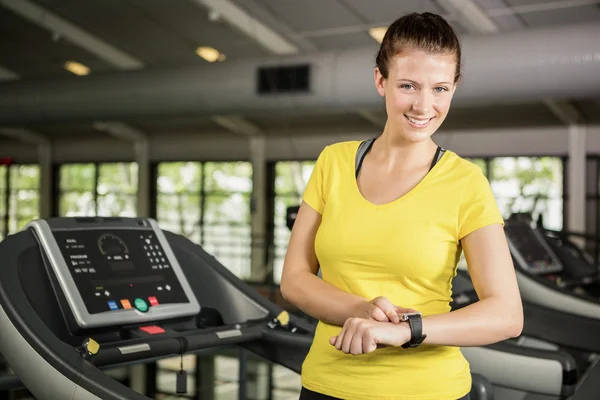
[{"x1": 0, "y1": 0, "x2": 599, "y2": 144}]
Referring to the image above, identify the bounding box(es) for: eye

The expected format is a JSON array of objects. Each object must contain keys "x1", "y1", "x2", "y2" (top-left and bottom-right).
[
  {"x1": 434, "y1": 87, "x2": 449, "y2": 93},
  {"x1": 398, "y1": 83, "x2": 415, "y2": 90}
]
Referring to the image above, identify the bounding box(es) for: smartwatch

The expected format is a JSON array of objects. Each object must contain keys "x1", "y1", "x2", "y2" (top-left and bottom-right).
[{"x1": 401, "y1": 312, "x2": 427, "y2": 348}]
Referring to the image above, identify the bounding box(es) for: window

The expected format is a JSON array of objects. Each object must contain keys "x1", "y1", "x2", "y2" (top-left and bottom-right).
[
  {"x1": 59, "y1": 163, "x2": 138, "y2": 217},
  {"x1": 156, "y1": 162, "x2": 253, "y2": 279},
  {"x1": 8, "y1": 165, "x2": 40, "y2": 233},
  {"x1": 272, "y1": 161, "x2": 316, "y2": 283},
  {"x1": 59, "y1": 164, "x2": 96, "y2": 216},
  {"x1": 490, "y1": 157, "x2": 563, "y2": 230},
  {"x1": 156, "y1": 162, "x2": 202, "y2": 244},
  {"x1": 97, "y1": 164, "x2": 138, "y2": 217},
  {"x1": 202, "y1": 162, "x2": 253, "y2": 280}
]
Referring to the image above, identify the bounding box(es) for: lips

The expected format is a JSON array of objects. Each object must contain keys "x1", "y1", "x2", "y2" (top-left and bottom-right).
[{"x1": 405, "y1": 115, "x2": 434, "y2": 128}]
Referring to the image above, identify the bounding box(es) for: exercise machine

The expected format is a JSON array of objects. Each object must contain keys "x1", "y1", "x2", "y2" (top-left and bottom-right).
[
  {"x1": 502, "y1": 213, "x2": 600, "y2": 356},
  {"x1": 454, "y1": 212, "x2": 600, "y2": 398},
  {"x1": 505, "y1": 213, "x2": 600, "y2": 303},
  {"x1": 0, "y1": 217, "x2": 313, "y2": 399},
  {"x1": 0, "y1": 217, "x2": 494, "y2": 399},
  {"x1": 452, "y1": 270, "x2": 600, "y2": 399}
]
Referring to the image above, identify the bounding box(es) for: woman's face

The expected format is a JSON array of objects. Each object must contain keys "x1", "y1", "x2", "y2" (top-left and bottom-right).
[{"x1": 375, "y1": 49, "x2": 457, "y2": 143}]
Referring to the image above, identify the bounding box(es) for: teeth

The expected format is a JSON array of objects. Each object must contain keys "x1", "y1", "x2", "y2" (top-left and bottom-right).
[{"x1": 407, "y1": 116, "x2": 430, "y2": 125}]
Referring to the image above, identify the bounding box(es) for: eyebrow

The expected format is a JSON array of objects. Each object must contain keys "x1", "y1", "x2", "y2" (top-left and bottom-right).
[{"x1": 397, "y1": 79, "x2": 453, "y2": 86}]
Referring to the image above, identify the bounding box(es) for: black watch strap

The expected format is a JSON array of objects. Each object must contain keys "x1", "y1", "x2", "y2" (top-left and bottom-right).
[{"x1": 401, "y1": 314, "x2": 427, "y2": 348}]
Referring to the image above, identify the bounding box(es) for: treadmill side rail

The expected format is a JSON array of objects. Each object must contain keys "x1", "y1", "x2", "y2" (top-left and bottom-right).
[
  {"x1": 461, "y1": 345, "x2": 572, "y2": 396},
  {"x1": 0, "y1": 302, "x2": 99, "y2": 400},
  {"x1": 522, "y1": 300, "x2": 600, "y2": 353},
  {"x1": 517, "y1": 271, "x2": 600, "y2": 321}
]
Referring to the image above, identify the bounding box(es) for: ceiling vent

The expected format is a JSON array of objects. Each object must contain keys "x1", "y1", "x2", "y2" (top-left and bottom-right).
[{"x1": 257, "y1": 64, "x2": 310, "y2": 94}]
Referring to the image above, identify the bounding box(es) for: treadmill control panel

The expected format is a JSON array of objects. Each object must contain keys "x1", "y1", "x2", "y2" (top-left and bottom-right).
[
  {"x1": 505, "y1": 223, "x2": 563, "y2": 275},
  {"x1": 27, "y1": 218, "x2": 200, "y2": 329},
  {"x1": 53, "y1": 229, "x2": 187, "y2": 315}
]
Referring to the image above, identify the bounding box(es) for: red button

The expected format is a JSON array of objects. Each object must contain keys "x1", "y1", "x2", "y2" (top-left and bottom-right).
[
  {"x1": 148, "y1": 296, "x2": 159, "y2": 306},
  {"x1": 140, "y1": 325, "x2": 165, "y2": 335}
]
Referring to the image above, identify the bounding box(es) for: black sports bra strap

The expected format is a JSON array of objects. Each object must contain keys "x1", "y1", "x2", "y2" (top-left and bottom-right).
[
  {"x1": 355, "y1": 138, "x2": 376, "y2": 178},
  {"x1": 430, "y1": 146, "x2": 446, "y2": 170},
  {"x1": 355, "y1": 138, "x2": 445, "y2": 178}
]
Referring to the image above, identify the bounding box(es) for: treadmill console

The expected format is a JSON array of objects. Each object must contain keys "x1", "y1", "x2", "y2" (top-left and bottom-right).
[
  {"x1": 26, "y1": 218, "x2": 200, "y2": 330},
  {"x1": 504, "y1": 222, "x2": 563, "y2": 275}
]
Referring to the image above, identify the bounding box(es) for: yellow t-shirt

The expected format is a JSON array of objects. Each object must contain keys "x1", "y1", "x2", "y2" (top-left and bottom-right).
[{"x1": 300, "y1": 140, "x2": 504, "y2": 400}]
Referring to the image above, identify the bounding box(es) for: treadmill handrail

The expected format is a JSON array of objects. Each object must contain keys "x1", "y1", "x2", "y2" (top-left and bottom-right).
[{"x1": 91, "y1": 323, "x2": 265, "y2": 367}]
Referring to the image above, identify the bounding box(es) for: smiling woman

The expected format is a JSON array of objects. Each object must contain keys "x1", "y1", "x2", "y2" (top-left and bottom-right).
[
  {"x1": 374, "y1": 12, "x2": 460, "y2": 145},
  {"x1": 280, "y1": 11, "x2": 523, "y2": 400}
]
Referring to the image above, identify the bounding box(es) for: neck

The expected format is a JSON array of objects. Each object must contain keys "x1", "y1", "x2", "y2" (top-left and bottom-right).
[{"x1": 372, "y1": 125, "x2": 437, "y2": 170}]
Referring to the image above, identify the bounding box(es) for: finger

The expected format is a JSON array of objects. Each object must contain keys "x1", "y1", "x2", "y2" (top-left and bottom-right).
[
  {"x1": 330, "y1": 336, "x2": 337, "y2": 346},
  {"x1": 370, "y1": 306, "x2": 389, "y2": 322},
  {"x1": 342, "y1": 320, "x2": 357, "y2": 354},
  {"x1": 336, "y1": 320, "x2": 352, "y2": 350},
  {"x1": 351, "y1": 332, "x2": 363, "y2": 356},
  {"x1": 375, "y1": 298, "x2": 400, "y2": 323},
  {"x1": 363, "y1": 331, "x2": 377, "y2": 354},
  {"x1": 335, "y1": 326, "x2": 346, "y2": 350}
]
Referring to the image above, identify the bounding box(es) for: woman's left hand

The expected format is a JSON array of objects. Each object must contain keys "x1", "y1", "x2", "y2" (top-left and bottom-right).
[{"x1": 329, "y1": 318, "x2": 411, "y2": 355}]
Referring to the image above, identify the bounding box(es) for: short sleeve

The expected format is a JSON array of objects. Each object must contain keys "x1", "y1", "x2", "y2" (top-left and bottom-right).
[
  {"x1": 302, "y1": 146, "x2": 330, "y2": 215},
  {"x1": 458, "y1": 168, "x2": 504, "y2": 239}
]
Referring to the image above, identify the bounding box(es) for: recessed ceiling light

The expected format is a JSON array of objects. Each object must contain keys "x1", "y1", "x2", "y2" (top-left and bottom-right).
[
  {"x1": 368, "y1": 27, "x2": 388, "y2": 44},
  {"x1": 195, "y1": 46, "x2": 226, "y2": 62},
  {"x1": 64, "y1": 61, "x2": 90, "y2": 76}
]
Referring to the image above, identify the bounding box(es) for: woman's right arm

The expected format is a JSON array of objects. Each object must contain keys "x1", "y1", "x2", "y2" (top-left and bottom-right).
[{"x1": 279, "y1": 201, "x2": 403, "y2": 326}]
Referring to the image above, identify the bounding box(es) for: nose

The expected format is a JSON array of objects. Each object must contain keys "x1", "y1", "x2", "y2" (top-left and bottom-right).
[{"x1": 412, "y1": 91, "x2": 433, "y2": 115}]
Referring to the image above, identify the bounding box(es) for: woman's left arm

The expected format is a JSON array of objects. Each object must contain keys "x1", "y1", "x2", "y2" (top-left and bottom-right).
[
  {"x1": 330, "y1": 223, "x2": 524, "y2": 354},
  {"x1": 419, "y1": 222, "x2": 524, "y2": 347}
]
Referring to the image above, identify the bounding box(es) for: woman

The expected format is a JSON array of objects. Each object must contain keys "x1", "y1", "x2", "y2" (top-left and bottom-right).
[{"x1": 280, "y1": 12, "x2": 523, "y2": 400}]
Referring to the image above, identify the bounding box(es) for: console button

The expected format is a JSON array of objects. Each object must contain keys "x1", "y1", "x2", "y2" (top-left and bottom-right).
[
  {"x1": 148, "y1": 296, "x2": 159, "y2": 306},
  {"x1": 140, "y1": 325, "x2": 165, "y2": 335},
  {"x1": 134, "y1": 298, "x2": 148, "y2": 312},
  {"x1": 108, "y1": 301, "x2": 118, "y2": 310}
]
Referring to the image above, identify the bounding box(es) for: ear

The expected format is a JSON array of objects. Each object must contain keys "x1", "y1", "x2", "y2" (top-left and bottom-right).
[{"x1": 374, "y1": 67, "x2": 386, "y2": 97}]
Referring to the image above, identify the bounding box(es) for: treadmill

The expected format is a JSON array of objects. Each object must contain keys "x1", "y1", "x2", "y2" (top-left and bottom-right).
[
  {"x1": 451, "y1": 270, "x2": 600, "y2": 400},
  {"x1": 451, "y1": 213, "x2": 600, "y2": 399},
  {"x1": 503, "y1": 213, "x2": 600, "y2": 354},
  {"x1": 0, "y1": 217, "x2": 494, "y2": 400},
  {"x1": 505, "y1": 213, "x2": 600, "y2": 302}
]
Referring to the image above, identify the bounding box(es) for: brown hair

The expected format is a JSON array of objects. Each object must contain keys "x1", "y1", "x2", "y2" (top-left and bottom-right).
[{"x1": 375, "y1": 12, "x2": 462, "y2": 83}]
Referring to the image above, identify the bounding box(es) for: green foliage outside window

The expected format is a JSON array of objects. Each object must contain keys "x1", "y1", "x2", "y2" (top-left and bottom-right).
[
  {"x1": 59, "y1": 163, "x2": 138, "y2": 217},
  {"x1": 156, "y1": 162, "x2": 253, "y2": 279},
  {"x1": 8, "y1": 165, "x2": 40, "y2": 233}
]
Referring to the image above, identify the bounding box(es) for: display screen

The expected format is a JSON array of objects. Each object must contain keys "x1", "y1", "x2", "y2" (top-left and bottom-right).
[
  {"x1": 505, "y1": 225, "x2": 562, "y2": 274},
  {"x1": 53, "y1": 229, "x2": 189, "y2": 315}
]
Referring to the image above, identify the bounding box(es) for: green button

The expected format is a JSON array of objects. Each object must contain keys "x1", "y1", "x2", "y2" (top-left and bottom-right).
[{"x1": 134, "y1": 298, "x2": 148, "y2": 312}]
